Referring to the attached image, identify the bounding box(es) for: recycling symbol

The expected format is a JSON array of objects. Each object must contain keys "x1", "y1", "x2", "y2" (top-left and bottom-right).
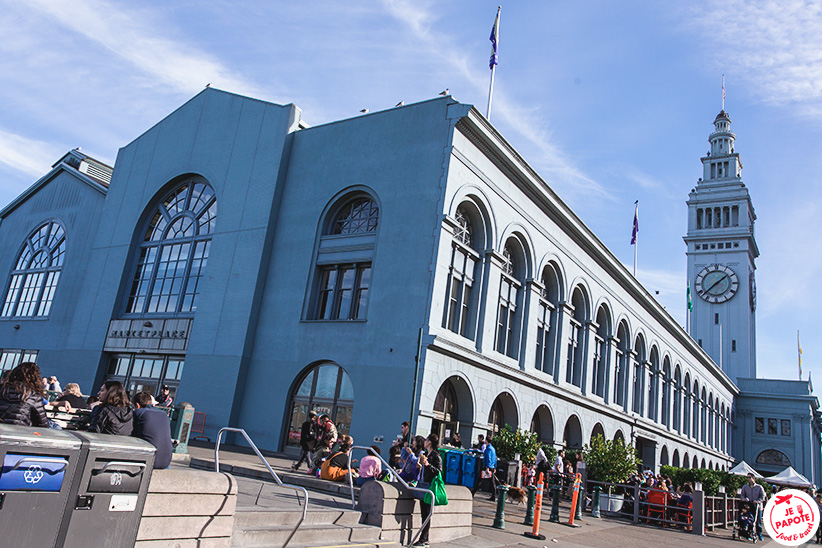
[
  {"x1": 110, "y1": 472, "x2": 122, "y2": 486},
  {"x1": 23, "y1": 464, "x2": 44, "y2": 484}
]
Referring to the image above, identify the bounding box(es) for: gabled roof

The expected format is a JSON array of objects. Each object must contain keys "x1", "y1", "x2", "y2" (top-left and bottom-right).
[{"x1": 0, "y1": 149, "x2": 112, "y2": 219}]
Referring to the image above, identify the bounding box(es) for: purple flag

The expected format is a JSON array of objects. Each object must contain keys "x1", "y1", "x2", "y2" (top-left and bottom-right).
[
  {"x1": 489, "y1": 8, "x2": 500, "y2": 70},
  {"x1": 631, "y1": 201, "x2": 639, "y2": 245}
]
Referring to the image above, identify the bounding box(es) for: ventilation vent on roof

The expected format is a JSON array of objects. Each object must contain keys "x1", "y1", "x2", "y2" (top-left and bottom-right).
[{"x1": 79, "y1": 160, "x2": 112, "y2": 186}]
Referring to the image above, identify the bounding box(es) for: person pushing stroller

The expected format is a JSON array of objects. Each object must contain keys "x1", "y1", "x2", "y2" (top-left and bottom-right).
[{"x1": 739, "y1": 473, "x2": 765, "y2": 541}]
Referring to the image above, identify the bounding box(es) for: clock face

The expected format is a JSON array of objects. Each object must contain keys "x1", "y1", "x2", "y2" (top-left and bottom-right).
[{"x1": 695, "y1": 264, "x2": 739, "y2": 303}]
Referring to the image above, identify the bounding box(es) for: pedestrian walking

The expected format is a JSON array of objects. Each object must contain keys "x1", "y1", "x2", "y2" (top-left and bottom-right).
[{"x1": 292, "y1": 410, "x2": 319, "y2": 471}]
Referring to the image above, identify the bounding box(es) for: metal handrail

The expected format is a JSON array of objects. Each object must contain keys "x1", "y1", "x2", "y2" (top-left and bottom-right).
[
  {"x1": 215, "y1": 427, "x2": 309, "y2": 548},
  {"x1": 346, "y1": 445, "x2": 434, "y2": 547}
]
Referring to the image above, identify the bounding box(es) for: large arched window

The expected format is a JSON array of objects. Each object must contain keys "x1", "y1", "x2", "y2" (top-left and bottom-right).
[
  {"x1": 592, "y1": 305, "x2": 611, "y2": 398},
  {"x1": 443, "y1": 205, "x2": 480, "y2": 337},
  {"x1": 615, "y1": 322, "x2": 630, "y2": 409},
  {"x1": 566, "y1": 287, "x2": 589, "y2": 388},
  {"x1": 312, "y1": 194, "x2": 378, "y2": 320},
  {"x1": 2, "y1": 221, "x2": 66, "y2": 317},
  {"x1": 125, "y1": 179, "x2": 216, "y2": 315},
  {"x1": 535, "y1": 263, "x2": 561, "y2": 375},
  {"x1": 496, "y1": 240, "x2": 525, "y2": 358}
]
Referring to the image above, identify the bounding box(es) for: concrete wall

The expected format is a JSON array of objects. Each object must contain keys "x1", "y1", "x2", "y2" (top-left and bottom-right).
[{"x1": 136, "y1": 468, "x2": 237, "y2": 547}]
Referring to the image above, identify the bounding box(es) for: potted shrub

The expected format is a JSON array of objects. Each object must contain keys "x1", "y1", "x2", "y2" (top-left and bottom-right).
[
  {"x1": 492, "y1": 425, "x2": 541, "y2": 486},
  {"x1": 584, "y1": 434, "x2": 641, "y2": 513}
]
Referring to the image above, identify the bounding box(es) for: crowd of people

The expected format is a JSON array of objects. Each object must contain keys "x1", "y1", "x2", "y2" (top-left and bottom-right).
[{"x1": 0, "y1": 361, "x2": 174, "y2": 469}]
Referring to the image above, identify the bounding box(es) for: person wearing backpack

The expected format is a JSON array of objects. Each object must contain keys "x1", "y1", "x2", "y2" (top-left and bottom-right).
[{"x1": 321, "y1": 435, "x2": 354, "y2": 482}]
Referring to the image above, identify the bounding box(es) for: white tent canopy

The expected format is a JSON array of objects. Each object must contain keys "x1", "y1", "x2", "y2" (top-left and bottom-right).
[
  {"x1": 767, "y1": 466, "x2": 814, "y2": 488},
  {"x1": 729, "y1": 461, "x2": 763, "y2": 478}
]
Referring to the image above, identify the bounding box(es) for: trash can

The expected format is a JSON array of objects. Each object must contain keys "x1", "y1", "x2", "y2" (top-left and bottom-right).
[
  {"x1": 445, "y1": 450, "x2": 463, "y2": 485},
  {"x1": 170, "y1": 402, "x2": 195, "y2": 454},
  {"x1": 58, "y1": 432, "x2": 156, "y2": 548},
  {"x1": 461, "y1": 451, "x2": 481, "y2": 490},
  {"x1": 0, "y1": 424, "x2": 83, "y2": 548}
]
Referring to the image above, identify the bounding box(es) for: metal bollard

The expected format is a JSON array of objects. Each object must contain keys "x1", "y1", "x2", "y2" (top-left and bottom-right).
[
  {"x1": 524, "y1": 485, "x2": 537, "y2": 526},
  {"x1": 493, "y1": 484, "x2": 509, "y2": 529},
  {"x1": 591, "y1": 486, "x2": 601, "y2": 518},
  {"x1": 549, "y1": 484, "x2": 561, "y2": 522}
]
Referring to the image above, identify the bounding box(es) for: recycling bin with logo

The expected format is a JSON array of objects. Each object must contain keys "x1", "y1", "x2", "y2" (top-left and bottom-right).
[
  {"x1": 58, "y1": 431, "x2": 156, "y2": 548},
  {"x1": 445, "y1": 450, "x2": 463, "y2": 484},
  {"x1": 170, "y1": 402, "x2": 195, "y2": 454},
  {"x1": 461, "y1": 451, "x2": 481, "y2": 490},
  {"x1": 0, "y1": 424, "x2": 83, "y2": 548}
]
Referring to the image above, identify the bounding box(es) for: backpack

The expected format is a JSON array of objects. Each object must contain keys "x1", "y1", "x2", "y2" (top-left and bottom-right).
[{"x1": 320, "y1": 452, "x2": 349, "y2": 481}]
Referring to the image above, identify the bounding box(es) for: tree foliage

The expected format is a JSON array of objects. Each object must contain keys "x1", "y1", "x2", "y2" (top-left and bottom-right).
[
  {"x1": 493, "y1": 424, "x2": 542, "y2": 462},
  {"x1": 584, "y1": 434, "x2": 641, "y2": 484},
  {"x1": 659, "y1": 465, "x2": 772, "y2": 496}
]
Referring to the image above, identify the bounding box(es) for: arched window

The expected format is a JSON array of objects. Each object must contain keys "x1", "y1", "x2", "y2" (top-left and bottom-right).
[
  {"x1": 592, "y1": 305, "x2": 611, "y2": 399},
  {"x1": 566, "y1": 287, "x2": 588, "y2": 388},
  {"x1": 125, "y1": 179, "x2": 216, "y2": 315},
  {"x1": 615, "y1": 322, "x2": 630, "y2": 409},
  {"x1": 443, "y1": 205, "x2": 480, "y2": 337},
  {"x1": 683, "y1": 373, "x2": 692, "y2": 437},
  {"x1": 496, "y1": 241, "x2": 524, "y2": 358},
  {"x1": 673, "y1": 366, "x2": 682, "y2": 432},
  {"x1": 285, "y1": 363, "x2": 354, "y2": 449},
  {"x1": 647, "y1": 347, "x2": 660, "y2": 421},
  {"x1": 2, "y1": 221, "x2": 66, "y2": 317},
  {"x1": 535, "y1": 263, "x2": 561, "y2": 375},
  {"x1": 632, "y1": 335, "x2": 646, "y2": 414},
  {"x1": 312, "y1": 194, "x2": 378, "y2": 320}
]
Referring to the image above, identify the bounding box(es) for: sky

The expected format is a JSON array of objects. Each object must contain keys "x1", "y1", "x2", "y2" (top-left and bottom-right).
[{"x1": 0, "y1": 0, "x2": 819, "y2": 383}]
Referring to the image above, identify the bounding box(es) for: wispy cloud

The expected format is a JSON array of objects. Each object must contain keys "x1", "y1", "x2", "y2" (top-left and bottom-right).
[
  {"x1": 380, "y1": 0, "x2": 610, "y2": 202},
  {"x1": 684, "y1": 1, "x2": 822, "y2": 111},
  {"x1": 0, "y1": 128, "x2": 61, "y2": 178},
  {"x1": 635, "y1": 266, "x2": 687, "y2": 326},
  {"x1": 25, "y1": 0, "x2": 264, "y2": 98}
]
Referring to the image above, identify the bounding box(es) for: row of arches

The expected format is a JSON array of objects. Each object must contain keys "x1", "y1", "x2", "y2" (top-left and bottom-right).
[
  {"x1": 441, "y1": 193, "x2": 732, "y2": 456},
  {"x1": 431, "y1": 376, "x2": 727, "y2": 469}
]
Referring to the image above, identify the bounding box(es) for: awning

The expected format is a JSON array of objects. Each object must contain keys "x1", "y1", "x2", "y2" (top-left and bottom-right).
[
  {"x1": 728, "y1": 461, "x2": 763, "y2": 478},
  {"x1": 767, "y1": 466, "x2": 814, "y2": 488}
]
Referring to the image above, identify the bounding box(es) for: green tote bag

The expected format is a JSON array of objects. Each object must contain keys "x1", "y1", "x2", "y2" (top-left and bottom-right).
[{"x1": 424, "y1": 472, "x2": 449, "y2": 506}]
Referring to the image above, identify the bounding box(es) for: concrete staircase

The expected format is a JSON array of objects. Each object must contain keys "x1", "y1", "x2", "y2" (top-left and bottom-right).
[
  {"x1": 231, "y1": 506, "x2": 385, "y2": 547},
  {"x1": 230, "y1": 476, "x2": 386, "y2": 548}
]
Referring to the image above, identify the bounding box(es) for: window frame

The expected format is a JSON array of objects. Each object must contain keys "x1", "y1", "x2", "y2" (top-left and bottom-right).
[
  {"x1": 1, "y1": 221, "x2": 66, "y2": 319},
  {"x1": 123, "y1": 179, "x2": 216, "y2": 317}
]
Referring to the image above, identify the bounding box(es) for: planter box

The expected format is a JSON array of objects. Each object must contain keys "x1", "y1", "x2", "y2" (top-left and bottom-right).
[{"x1": 600, "y1": 492, "x2": 624, "y2": 515}]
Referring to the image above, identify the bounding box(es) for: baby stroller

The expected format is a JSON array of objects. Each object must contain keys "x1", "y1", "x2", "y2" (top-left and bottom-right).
[{"x1": 733, "y1": 502, "x2": 760, "y2": 542}]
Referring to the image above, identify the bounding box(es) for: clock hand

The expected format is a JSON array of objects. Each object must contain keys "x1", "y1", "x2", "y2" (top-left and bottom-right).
[{"x1": 705, "y1": 274, "x2": 728, "y2": 293}]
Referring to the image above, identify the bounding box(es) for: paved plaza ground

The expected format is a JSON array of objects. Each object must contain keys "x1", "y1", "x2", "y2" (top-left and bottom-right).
[{"x1": 185, "y1": 442, "x2": 781, "y2": 548}]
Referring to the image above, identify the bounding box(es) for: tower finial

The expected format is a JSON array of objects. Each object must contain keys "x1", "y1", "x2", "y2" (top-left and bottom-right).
[{"x1": 722, "y1": 74, "x2": 725, "y2": 112}]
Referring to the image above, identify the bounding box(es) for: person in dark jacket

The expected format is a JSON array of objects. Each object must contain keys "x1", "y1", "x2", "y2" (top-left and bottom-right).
[
  {"x1": 88, "y1": 381, "x2": 133, "y2": 435},
  {"x1": 132, "y1": 391, "x2": 173, "y2": 469},
  {"x1": 413, "y1": 433, "x2": 443, "y2": 547},
  {"x1": 292, "y1": 410, "x2": 318, "y2": 471},
  {"x1": 0, "y1": 362, "x2": 48, "y2": 427}
]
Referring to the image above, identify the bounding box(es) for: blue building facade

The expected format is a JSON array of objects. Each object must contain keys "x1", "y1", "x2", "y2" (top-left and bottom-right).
[{"x1": 3, "y1": 88, "x2": 806, "y2": 479}]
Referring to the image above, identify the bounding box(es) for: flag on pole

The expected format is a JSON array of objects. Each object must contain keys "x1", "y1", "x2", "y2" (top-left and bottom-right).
[
  {"x1": 630, "y1": 201, "x2": 639, "y2": 245},
  {"x1": 722, "y1": 74, "x2": 725, "y2": 110},
  {"x1": 687, "y1": 279, "x2": 693, "y2": 311},
  {"x1": 489, "y1": 7, "x2": 500, "y2": 70},
  {"x1": 798, "y1": 331, "x2": 803, "y2": 380}
]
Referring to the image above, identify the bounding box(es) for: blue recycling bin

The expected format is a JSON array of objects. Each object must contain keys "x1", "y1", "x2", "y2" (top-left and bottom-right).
[
  {"x1": 445, "y1": 450, "x2": 463, "y2": 485},
  {"x1": 461, "y1": 451, "x2": 481, "y2": 489}
]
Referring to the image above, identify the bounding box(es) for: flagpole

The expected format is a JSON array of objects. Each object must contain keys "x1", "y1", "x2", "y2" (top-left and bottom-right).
[
  {"x1": 487, "y1": 66, "x2": 496, "y2": 120},
  {"x1": 487, "y1": 6, "x2": 501, "y2": 120},
  {"x1": 722, "y1": 74, "x2": 725, "y2": 111}
]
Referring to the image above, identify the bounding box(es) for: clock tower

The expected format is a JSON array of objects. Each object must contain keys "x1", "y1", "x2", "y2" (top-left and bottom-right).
[{"x1": 684, "y1": 110, "x2": 758, "y2": 381}]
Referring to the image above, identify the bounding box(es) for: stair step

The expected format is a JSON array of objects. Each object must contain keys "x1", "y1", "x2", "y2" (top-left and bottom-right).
[
  {"x1": 231, "y1": 522, "x2": 381, "y2": 547},
  {"x1": 235, "y1": 508, "x2": 357, "y2": 527}
]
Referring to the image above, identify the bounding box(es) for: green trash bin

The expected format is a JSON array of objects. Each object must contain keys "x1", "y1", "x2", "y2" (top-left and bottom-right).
[{"x1": 170, "y1": 402, "x2": 195, "y2": 454}]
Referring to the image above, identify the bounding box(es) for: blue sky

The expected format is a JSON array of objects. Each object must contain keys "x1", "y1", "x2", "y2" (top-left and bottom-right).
[{"x1": 0, "y1": 0, "x2": 819, "y2": 383}]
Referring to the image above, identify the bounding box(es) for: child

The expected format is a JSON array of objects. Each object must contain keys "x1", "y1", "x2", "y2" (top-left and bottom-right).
[{"x1": 738, "y1": 502, "x2": 755, "y2": 540}]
